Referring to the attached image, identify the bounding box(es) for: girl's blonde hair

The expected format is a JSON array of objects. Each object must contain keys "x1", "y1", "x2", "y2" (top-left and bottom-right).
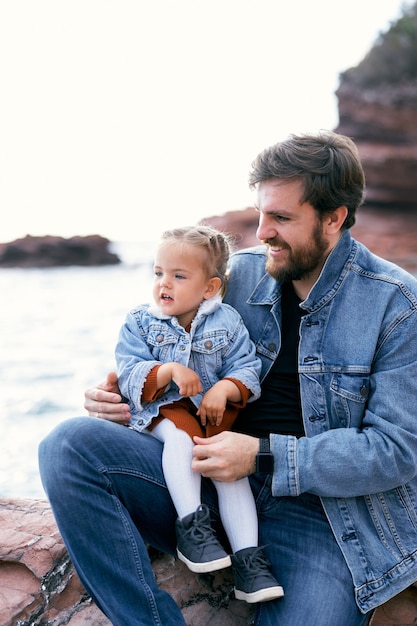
[{"x1": 159, "y1": 225, "x2": 233, "y2": 294}]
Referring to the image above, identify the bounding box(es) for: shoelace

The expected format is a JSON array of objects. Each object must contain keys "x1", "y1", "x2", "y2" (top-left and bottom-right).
[
  {"x1": 185, "y1": 507, "x2": 220, "y2": 546},
  {"x1": 239, "y1": 547, "x2": 272, "y2": 573}
]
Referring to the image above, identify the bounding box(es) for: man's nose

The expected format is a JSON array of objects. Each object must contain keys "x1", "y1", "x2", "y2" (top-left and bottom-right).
[{"x1": 256, "y1": 213, "x2": 276, "y2": 241}]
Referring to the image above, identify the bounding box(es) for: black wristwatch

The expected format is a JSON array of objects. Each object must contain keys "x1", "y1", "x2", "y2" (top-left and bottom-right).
[{"x1": 255, "y1": 437, "x2": 274, "y2": 473}]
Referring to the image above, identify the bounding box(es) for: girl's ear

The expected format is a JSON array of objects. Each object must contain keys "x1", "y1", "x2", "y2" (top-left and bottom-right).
[{"x1": 204, "y1": 277, "x2": 222, "y2": 299}]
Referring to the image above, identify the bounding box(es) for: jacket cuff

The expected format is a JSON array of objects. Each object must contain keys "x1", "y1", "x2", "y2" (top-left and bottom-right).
[
  {"x1": 270, "y1": 434, "x2": 300, "y2": 497},
  {"x1": 141, "y1": 365, "x2": 165, "y2": 402},
  {"x1": 223, "y1": 378, "x2": 251, "y2": 408}
]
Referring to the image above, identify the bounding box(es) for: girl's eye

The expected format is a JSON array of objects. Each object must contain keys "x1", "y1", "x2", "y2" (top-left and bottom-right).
[{"x1": 175, "y1": 274, "x2": 186, "y2": 280}]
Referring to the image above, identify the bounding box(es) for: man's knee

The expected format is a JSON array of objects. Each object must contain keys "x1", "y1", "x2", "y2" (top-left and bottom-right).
[{"x1": 38, "y1": 417, "x2": 91, "y2": 491}]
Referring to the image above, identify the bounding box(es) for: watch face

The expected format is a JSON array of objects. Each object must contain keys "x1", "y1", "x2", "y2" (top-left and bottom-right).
[{"x1": 256, "y1": 453, "x2": 274, "y2": 473}]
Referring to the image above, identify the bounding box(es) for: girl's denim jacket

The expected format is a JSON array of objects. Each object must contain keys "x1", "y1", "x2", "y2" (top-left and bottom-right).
[
  {"x1": 224, "y1": 231, "x2": 417, "y2": 614},
  {"x1": 115, "y1": 295, "x2": 261, "y2": 429}
]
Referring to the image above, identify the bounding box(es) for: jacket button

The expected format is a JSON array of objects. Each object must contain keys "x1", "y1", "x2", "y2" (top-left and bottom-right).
[
  {"x1": 156, "y1": 334, "x2": 164, "y2": 342},
  {"x1": 308, "y1": 414, "x2": 323, "y2": 422},
  {"x1": 204, "y1": 341, "x2": 213, "y2": 349},
  {"x1": 268, "y1": 343, "x2": 276, "y2": 352}
]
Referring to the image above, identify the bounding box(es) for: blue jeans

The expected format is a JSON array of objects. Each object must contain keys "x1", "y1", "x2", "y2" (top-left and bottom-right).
[{"x1": 38, "y1": 417, "x2": 370, "y2": 626}]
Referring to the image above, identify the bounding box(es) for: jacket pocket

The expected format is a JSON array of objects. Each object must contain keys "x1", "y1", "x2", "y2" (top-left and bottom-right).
[
  {"x1": 146, "y1": 328, "x2": 178, "y2": 361},
  {"x1": 192, "y1": 330, "x2": 229, "y2": 355},
  {"x1": 190, "y1": 331, "x2": 229, "y2": 383},
  {"x1": 365, "y1": 486, "x2": 417, "y2": 559},
  {"x1": 330, "y1": 373, "x2": 370, "y2": 428}
]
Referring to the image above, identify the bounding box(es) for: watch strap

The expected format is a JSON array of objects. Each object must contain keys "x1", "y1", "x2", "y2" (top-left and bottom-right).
[
  {"x1": 259, "y1": 438, "x2": 270, "y2": 453},
  {"x1": 255, "y1": 437, "x2": 274, "y2": 473}
]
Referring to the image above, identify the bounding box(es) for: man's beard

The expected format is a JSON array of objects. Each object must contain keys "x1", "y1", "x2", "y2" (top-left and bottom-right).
[{"x1": 264, "y1": 222, "x2": 329, "y2": 283}]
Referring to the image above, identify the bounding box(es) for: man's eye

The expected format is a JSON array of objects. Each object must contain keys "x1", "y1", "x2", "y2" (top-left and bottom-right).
[{"x1": 275, "y1": 215, "x2": 289, "y2": 222}]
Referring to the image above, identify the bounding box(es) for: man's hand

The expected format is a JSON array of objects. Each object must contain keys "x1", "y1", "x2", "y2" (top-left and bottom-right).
[
  {"x1": 191, "y1": 431, "x2": 259, "y2": 481},
  {"x1": 84, "y1": 371, "x2": 131, "y2": 424}
]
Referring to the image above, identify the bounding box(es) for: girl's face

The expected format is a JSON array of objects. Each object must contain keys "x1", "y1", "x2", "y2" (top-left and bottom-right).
[{"x1": 152, "y1": 241, "x2": 220, "y2": 328}]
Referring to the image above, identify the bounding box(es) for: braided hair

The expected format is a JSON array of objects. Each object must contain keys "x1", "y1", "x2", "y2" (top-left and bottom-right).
[{"x1": 159, "y1": 225, "x2": 233, "y2": 294}]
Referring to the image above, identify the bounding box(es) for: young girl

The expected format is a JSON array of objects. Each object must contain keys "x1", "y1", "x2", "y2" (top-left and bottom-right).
[{"x1": 115, "y1": 225, "x2": 283, "y2": 603}]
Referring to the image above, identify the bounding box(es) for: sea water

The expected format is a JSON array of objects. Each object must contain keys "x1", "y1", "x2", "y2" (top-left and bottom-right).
[{"x1": 0, "y1": 240, "x2": 157, "y2": 499}]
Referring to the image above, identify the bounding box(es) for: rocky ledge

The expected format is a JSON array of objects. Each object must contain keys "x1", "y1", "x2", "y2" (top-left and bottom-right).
[
  {"x1": 0, "y1": 497, "x2": 416, "y2": 626},
  {"x1": 0, "y1": 498, "x2": 252, "y2": 626},
  {"x1": 0, "y1": 235, "x2": 120, "y2": 268}
]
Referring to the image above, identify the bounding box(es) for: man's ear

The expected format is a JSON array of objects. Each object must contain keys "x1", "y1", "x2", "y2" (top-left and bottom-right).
[
  {"x1": 204, "y1": 277, "x2": 222, "y2": 299},
  {"x1": 324, "y1": 205, "x2": 349, "y2": 235}
]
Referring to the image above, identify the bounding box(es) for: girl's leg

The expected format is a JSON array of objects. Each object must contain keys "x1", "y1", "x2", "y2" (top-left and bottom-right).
[
  {"x1": 152, "y1": 420, "x2": 231, "y2": 572},
  {"x1": 151, "y1": 419, "x2": 201, "y2": 518},
  {"x1": 212, "y1": 477, "x2": 258, "y2": 552},
  {"x1": 214, "y1": 477, "x2": 284, "y2": 603},
  {"x1": 38, "y1": 417, "x2": 186, "y2": 626}
]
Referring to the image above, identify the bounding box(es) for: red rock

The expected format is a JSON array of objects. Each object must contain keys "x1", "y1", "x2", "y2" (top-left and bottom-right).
[
  {"x1": 0, "y1": 498, "x2": 109, "y2": 626},
  {"x1": 335, "y1": 83, "x2": 417, "y2": 209},
  {"x1": 0, "y1": 498, "x2": 416, "y2": 625},
  {"x1": 369, "y1": 585, "x2": 417, "y2": 625},
  {"x1": 0, "y1": 234, "x2": 120, "y2": 268},
  {"x1": 0, "y1": 498, "x2": 252, "y2": 626}
]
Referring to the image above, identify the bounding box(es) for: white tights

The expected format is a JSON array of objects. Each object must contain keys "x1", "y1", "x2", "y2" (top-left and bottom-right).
[{"x1": 151, "y1": 419, "x2": 258, "y2": 553}]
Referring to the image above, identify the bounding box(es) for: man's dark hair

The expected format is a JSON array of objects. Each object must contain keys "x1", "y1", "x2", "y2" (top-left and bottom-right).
[{"x1": 249, "y1": 131, "x2": 366, "y2": 229}]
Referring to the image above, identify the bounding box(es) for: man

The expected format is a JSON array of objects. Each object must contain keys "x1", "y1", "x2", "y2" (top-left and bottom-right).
[{"x1": 39, "y1": 131, "x2": 417, "y2": 625}]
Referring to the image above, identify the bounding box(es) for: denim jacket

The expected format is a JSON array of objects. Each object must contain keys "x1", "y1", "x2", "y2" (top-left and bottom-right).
[
  {"x1": 224, "y1": 231, "x2": 417, "y2": 613},
  {"x1": 115, "y1": 295, "x2": 262, "y2": 430}
]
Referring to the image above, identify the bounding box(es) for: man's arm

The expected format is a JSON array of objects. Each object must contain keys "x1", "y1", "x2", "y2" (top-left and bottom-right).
[{"x1": 84, "y1": 372, "x2": 131, "y2": 424}]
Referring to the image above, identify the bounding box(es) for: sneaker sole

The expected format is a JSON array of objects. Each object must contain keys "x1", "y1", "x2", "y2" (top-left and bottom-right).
[
  {"x1": 177, "y1": 549, "x2": 231, "y2": 573},
  {"x1": 234, "y1": 585, "x2": 284, "y2": 603}
]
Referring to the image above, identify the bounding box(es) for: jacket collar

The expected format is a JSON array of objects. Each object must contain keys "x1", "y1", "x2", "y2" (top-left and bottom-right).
[
  {"x1": 247, "y1": 231, "x2": 356, "y2": 312},
  {"x1": 302, "y1": 230, "x2": 356, "y2": 312},
  {"x1": 148, "y1": 294, "x2": 223, "y2": 322}
]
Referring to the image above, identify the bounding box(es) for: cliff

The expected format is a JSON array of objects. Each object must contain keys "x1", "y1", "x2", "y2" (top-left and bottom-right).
[
  {"x1": 335, "y1": 82, "x2": 417, "y2": 208},
  {"x1": 335, "y1": 2, "x2": 417, "y2": 208}
]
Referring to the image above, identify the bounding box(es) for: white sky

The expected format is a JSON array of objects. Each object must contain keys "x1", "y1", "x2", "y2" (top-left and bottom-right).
[{"x1": 0, "y1": 0, "x2": 409, "y2": 243}]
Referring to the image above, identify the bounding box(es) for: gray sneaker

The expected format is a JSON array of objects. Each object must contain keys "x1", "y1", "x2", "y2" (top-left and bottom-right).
[
  {"x1": 232, "y1": 546, "x2": 284, "y2": 603},
  {"x1": 175, "y1": 504, "x2": 232, "y2": 573}
]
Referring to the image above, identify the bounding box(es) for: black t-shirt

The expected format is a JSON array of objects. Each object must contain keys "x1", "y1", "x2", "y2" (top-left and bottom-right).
[{"x1": 233, "y1": 281, "x2": 305, "y2": 438}]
